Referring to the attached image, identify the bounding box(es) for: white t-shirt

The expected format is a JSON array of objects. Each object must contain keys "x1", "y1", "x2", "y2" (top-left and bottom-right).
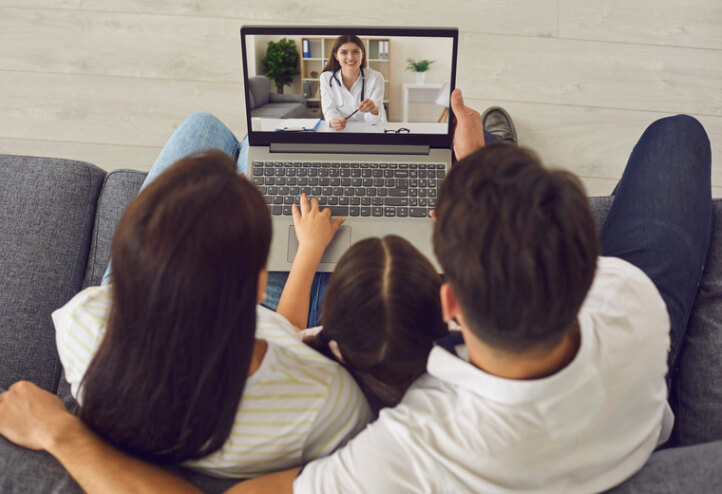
[
  {"x1": 320, "y1": 67, "x2": 386, "y2": 125},
  {"x1": 52, "y1": 285, "x2": 372, "y2": 478},
  {"x1": 295, "y1": 256, "x2": 673, "y2": 493}
]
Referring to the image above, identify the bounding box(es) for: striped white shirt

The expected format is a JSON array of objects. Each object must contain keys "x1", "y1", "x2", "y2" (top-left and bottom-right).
[{"x1": 52, "y1": 285, "x2": 372, "y2": 478}]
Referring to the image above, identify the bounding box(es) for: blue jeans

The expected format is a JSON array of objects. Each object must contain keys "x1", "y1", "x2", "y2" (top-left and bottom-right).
[
  {"x1": 101, "y1": 112, "x2": 329, "y2": 326},
  {"x1": 600, "y1": 115, "x2": 712, "y2": 387}
]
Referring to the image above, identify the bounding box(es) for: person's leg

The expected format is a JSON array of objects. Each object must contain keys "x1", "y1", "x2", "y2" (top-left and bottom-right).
[
  {"x1": 263, "y1": 271, "x2": 330, "y2": 328},
  {"x1": 599, "y1": 115, "x2": 712, "y2": 384},
  {"x1": 142, "y1": 112, "x2": 244, "y2": 186},
  {"x1": 101, "y1": 113, "x2": 242, "y2": 285}
]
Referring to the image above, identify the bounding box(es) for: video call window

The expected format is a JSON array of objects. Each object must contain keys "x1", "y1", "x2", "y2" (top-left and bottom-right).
[{"x1": 244, "y1": 33, "x2": 454, "y2": 135}]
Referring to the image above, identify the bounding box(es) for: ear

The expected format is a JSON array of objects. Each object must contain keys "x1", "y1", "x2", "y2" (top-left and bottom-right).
[
  {"x1": 440, "y1": 282, "x2": 460, "y2": 323},
  {"x1": 257, "y1": 268, "x2": 268, "y2": 304}
]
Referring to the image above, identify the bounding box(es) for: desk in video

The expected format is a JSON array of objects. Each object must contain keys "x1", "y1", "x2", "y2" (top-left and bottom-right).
[{"x1": 244, "y1": 32, "x2": 454, "y2": 134}]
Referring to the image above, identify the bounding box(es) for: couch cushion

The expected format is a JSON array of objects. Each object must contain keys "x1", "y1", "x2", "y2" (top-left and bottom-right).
[
  {"x1": 0, "y1": 155, "x2": 105, "y2": 393},
  {"x1": 606, "y1": 440, "x2": 722, "y2": 493},
  {"x1": 674, "y1": 200, "x2": 722, "y2": 446},
  {"x1": 248, "y1": 75, "x2": 270, "y2": 108},
  {"x1": 0, "y1": 438, "x2": 82, "y2": 494},
  {"x1": 0, "y1": 436, "x2": 238, "y2": 494},
  {"x1": 82, "y1": 170, "x2": 145, "y2": 288}
]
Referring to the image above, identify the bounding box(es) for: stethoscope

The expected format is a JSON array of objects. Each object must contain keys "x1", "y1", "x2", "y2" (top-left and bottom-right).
[{"x1": 330, "y1": 67, "x2": 365, "y2": 103}]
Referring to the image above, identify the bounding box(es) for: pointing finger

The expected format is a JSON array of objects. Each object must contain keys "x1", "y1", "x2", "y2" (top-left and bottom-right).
[{"x1": 300, "y1": 193, "x2": 310, "y2": 214}]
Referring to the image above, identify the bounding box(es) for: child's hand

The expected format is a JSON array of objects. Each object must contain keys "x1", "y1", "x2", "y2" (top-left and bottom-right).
[{"x1": 291, "y1": 194, "x2": 345, "y2": 254}]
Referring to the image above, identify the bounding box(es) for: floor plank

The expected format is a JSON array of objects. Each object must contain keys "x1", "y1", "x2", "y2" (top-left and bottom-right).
[
  {"x1": 0, "y1": 71, "x2": 247, "y2": 148},
  {"x1": 0, "y1": 138, "x2": 161, "y2": 171},
  {"x1": 465, "y1": 97, "x2": 722, "y2": 186},
  {"x1": 458, "y1": 33, "x2": 722, "y2": 117},
  {"x1": 559, "y1": 0, "x2": 722, "y2": 50},
  {"x1": 0, "y1": 8, "x2": 242, "y2": 82},
  {"x1": 582, "y1": 180, "x2": 722, "y2": 199},
  {"x1": 79, "y1": 0, "x2": 559, "y2": 36},
  {"x1": 0, "y1": 0, "x2": 719, "y2": 198},
  {"x1": 0, "y1": 0, "x2": 80, "y2": 8}
]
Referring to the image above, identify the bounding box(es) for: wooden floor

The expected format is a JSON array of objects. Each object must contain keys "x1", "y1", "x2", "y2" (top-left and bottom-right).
[{"x1": 1, "y1": 0, "x2": 720, "y2": 196}]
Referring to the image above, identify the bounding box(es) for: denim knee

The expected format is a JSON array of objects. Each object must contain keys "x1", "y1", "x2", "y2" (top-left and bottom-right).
[
  {"x1": 649, "y1": 115, "x2": 709, "y2": 147},
  {"x1": 182, "y1": 112, "x2": 228, "y2": 132}
]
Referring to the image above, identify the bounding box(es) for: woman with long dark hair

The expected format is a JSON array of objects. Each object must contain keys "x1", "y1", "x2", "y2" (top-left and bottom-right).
[
  {"x1": 319, "y1": 35, "x2": 386, "y2": 131},
  {"x1": 52, "y1": 149, "x2": 371, "y2": 478}
]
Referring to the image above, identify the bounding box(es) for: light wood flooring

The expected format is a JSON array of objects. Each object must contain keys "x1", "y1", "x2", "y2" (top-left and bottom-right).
[{"x1": 0, "y1": 0, "x2": 720, "y2": 195}]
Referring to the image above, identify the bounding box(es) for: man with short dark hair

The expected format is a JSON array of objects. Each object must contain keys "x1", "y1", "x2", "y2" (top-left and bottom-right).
[
  {"x1": 239, "y1": 92, "x2": 711, "y2": 493},
  {"x1": 0, "y1": 90, "x2": 712, "y2": 494}
]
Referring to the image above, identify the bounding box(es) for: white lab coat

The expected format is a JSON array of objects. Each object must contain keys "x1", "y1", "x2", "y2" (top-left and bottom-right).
[{"x1": 320, "y1": 67, "x2": 386, "y2": 125}]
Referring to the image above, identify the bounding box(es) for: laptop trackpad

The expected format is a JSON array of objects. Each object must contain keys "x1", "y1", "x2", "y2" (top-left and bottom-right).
[{"x1": 286, "y1": 225, "x2": 352, "y2": 263}]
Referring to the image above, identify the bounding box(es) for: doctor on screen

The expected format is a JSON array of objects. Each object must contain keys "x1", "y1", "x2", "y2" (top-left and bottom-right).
[{"x1": 320, "y1": 35, "x2": 386, "y2": 131}]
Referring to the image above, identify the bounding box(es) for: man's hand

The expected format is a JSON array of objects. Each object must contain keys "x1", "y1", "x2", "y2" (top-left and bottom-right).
[
  {"x1": 450, "y1": 88, "x2": 485, "y2": 160},
  {"x1": 292, "y1": 193, "x2": 345, "y2": 255},
  {"x1": 358, "y1": 99, "x2": 379, "y2": 116},
  {"x1": 330, "y1": 117, "x2": 348, "y2": 131},
  {"x1": 0, "y1": 381, "x2": 75, "y2": 451},
  {"x1": 0, "y1": 382, "x2": 204, "y2": 494}
]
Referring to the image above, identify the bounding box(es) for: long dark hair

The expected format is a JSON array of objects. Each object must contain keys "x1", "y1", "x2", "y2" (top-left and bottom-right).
[
  {"x1": 79, "y1": 150, "x2": 272, "y2": 463},
  {"x1": 319, "y1": 236, "x2": 447, "y2": 385},
  {"x1": 323, "y1": 34, "x2": 366, "y2": 73}
]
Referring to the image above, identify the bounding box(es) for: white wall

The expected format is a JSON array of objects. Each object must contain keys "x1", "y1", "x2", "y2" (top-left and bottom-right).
[{"x1": 385, "y1": 36, "x2": 453, "y2": 121}]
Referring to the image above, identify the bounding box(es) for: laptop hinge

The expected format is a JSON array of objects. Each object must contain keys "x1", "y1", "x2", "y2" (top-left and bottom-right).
[{"x1": 270, "y1": 143, "x2": 430, "y2": 155}]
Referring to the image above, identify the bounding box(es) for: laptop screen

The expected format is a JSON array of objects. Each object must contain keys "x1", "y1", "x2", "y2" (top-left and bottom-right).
[{"x1": 241, "y1": 27, "x2": 458, "y2": 148}]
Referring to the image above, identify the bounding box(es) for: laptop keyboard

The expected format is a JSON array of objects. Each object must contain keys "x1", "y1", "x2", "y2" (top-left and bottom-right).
[{"x1": 251, "y1": 161, "x2": 445, "y2": 218}]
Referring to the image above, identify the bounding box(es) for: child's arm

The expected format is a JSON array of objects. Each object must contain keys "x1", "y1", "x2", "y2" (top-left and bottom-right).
[{"x1": 276, "y1": 194, "x2": 344, "y2": 331}]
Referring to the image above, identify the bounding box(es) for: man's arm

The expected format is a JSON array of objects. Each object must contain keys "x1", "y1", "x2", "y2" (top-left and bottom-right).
[
  {"x1": 275, "y1": 194, "x2": 344, "y2": 330},
  {"x1": 224, "y1": 468, "x2": 298, "y2": 494},
  {"x1": 0, "y1": 381, "x2": 204, "y2": 494}
]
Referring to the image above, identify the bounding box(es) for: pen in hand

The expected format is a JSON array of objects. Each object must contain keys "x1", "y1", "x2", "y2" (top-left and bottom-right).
[{"x1": 345, "y1": 109, "x2": 359, "y2": 119}]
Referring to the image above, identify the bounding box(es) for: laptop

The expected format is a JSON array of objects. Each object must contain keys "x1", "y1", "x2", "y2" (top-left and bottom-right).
[{"x1": 241, "y1": 26, "x2": 458, "y2": 271}]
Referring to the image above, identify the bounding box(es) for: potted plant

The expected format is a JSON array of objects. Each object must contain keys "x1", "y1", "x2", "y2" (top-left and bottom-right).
[
  {"x1": 262, "y1": 38, "x2": 300, "y2": 94},
  {"x1": 406, "y1": 58, "x2": 435, "y2": 84}
]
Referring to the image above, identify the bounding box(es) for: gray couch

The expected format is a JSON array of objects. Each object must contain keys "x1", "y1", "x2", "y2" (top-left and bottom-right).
[
  {"x1": 247, "y1": 75, "x2": 306, "y2": 119},
  {"x1": 0, "y1": 153, "x2": 721, "y2": 493}
]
